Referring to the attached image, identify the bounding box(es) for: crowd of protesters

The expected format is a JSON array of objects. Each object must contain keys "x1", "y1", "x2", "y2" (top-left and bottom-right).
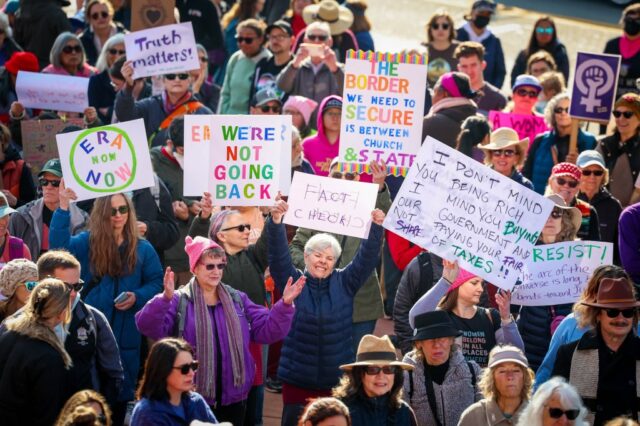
[{"x1": 0, "y1": 0, "x2": 638, "y2": 425}]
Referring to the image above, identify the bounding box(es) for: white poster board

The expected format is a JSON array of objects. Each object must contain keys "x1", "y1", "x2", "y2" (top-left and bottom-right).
[{"x1": 16, "y1": 71, "x2": 89, "y2": 113}]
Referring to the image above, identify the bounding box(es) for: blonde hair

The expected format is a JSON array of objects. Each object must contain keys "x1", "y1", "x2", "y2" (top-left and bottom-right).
[
  {"x1": 55, "y1": 390, "x2": 112, "y2": 426},
  {"x1": 478, "y1": 346, "x2": 534, "y2": 402}
]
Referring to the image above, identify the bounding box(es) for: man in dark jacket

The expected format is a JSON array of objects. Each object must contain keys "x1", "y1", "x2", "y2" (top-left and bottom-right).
[{"x1": 553, "y1": 277, "x2": 640, "y2": 425}]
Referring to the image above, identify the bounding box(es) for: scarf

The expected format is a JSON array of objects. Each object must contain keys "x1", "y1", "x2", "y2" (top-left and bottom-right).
[
  {"x1": 191, "y1": 278, "x2": 246, "y2": 402},
  {"x1": 427, "y1": 97, "x2": 477, "y2": 116},
  {"x1": 162, "y1": 90, "x2": 192, "y2": 115},
  {"x1": 620, "y1": 35, "x2": 640, "y2": 60}
]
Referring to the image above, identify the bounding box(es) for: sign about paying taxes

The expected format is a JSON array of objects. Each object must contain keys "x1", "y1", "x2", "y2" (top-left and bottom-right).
[
  {"x1": 56, "y1": 119, "x2": 155, "y2": 201},
  {"x1": 338, "y1": 50, "x2": 427, "y2": 177},
  {"x1": 569, "y1": 52, "x2": 621, "y2": 123}
]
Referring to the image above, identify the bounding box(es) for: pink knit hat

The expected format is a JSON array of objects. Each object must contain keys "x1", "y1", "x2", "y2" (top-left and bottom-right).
[
  {"x1": 447, "y1": 268, "x2": 479, "y2": 293},
  {"x1": 184, "y1": 236, "x2": 224, "y2": 273},
  {"x1": 283, "y1": 95, "x2": 319, "y2": 126}
]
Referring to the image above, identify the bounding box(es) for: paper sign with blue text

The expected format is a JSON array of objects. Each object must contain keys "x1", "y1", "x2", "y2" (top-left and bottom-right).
[
  {"x1": 382, "y1": 136, "x2": 555, "y2": 290},
  {"x1": 284, "y1": 171, "x2": 378, "y2": 239},
  {"x1": 16, "y1": 71, "x2": 89, "y2": 113},
  {"x1": 125, "y1": 22, "x2": 200, "y2": 78},
  {"x1": 56, "y1": 119, "x2": 155, "y2": 201}
]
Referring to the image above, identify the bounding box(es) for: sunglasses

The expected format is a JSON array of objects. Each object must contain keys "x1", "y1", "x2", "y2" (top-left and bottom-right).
[
  {"x1": 554, "y1": 107, "x2": 569, "y2": 114},
  {"x1": 582, "y1": 170, "x2": 604, "y2": 177},
  {"x1": 547, "y1": 407, "x2": 580, "y2": 420},
  {"x1": 550, "y1": 208, "x2": 563, "y2": 219},
  {"x1": 22, "y1": 281, "x2": 39, "y2": 291},
  {"x1": 431, "y1": 23, "x2": 450, "y2": 30},
  {"x1": 91, "y1": 11, "x2": 109, "y2": 20},
  {"x1": 165, "y1": 73, "x2": 190, "y2": 81},
  {"x1": 201, "y1": 262, "x2": 226, "y2": 271},
  {"x1": 236, "y1": 36, "x2": 255, "y2": 44},
  {"x1": 39, "y1": 178, "x2": 61, "y2": 187},
  {"x1": 536, "y1": 27, "x2": 554, "y2": 34},
  {"x1": 65, "y1": 280, "x2": 84, "y2": 293},
  {"x1": 108, "y1": 48, "x2": 125, "y2": 55},
  {"x1": 307, "y1": 34, "x2": 329, "y2": 42},
  {"x1": 259, "y1": 105, "x2": 282, "y2": 113},
  {"x1": 111, "y1": 205, "x2": 129, "y2": 216},
  {"x1": 62, "y1": 45, "x2": 83, "y2": 54},
  {"x1": 515, "y1": 88, "x2": 539, "y2": 98},
  {"x1": 330, "y1": 171, "x2": 356, "y2": 180},
  {"x1": 364, "y1": 366, "x2": 397, "y2": 375},
  {"x1": 604, "y1": 308, "x2": 636, "y2": 318},
  {"x1": 221, "y1": 224, "x2": 251, "y2": 232},
  {"x1": 173, "y1": 360, "x2": 199, "y2": 375},
  {"x1": 555, "y1": 177, "x2": 579, "y2": 188},
  {"x1": 613, "y1": 110, "x2": 635, "y2": 119},
  {"x1": 491, "y1": 149, "x2": 516, "y2": 157}
]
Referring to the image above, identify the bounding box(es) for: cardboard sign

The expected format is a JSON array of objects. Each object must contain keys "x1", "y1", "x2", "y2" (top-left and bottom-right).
[
  {"x1": 16, "y1": 71, "x2": 89, "y2": 113},
  {"x1": 489, "y1": 111, "x2": 548, "y2": 146},
  {"x1": 383, "y1": 137, "x2": 554, "y2": 290},
  {"x1": 131, "y1": 0, "x2": 175, "y2": 31},
  {"x1": 283, "y1": 172, "x2": 378, "y2": 239},
  {"x1": 183, "y1": 115, "x2": 291, "y2": 206},
  {"x1": 512, "y1": 241, "x2": 613, "y2": 306},
  {"x1": 21, "y1": 118, "x2": 84, "y2": 176},
  {"x1": 125, "y1": 22, "x2": 199, "y2": 79},
  {"x1": 56, "y1": 119, "x2": 155, "y2": 201},
  {"x1": 338, "y1": 51, "x2": 427, "y2": 177},
  {"x1": 570, "y1": 52, "x2": 621, "y2": 123}
]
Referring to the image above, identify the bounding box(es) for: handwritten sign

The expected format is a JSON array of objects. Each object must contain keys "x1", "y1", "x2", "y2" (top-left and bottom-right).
[
  {"x1": 570, "y1": 52, "x2": 621, "y2": 123},
  {"x1": 489, "y1": 111, "x2": 548, "y2": 147},
  {"x1": 131, "y1": 0, "x2": 175, "y2": 31},
  {"x1": 383, "y1": 137, "x2": 554, "y2": 290},
  {"x1": 16, "y1": 71, "x2": 89, "y2": 113},
  {"x1": 284, "y1": 172, "x2": 378, "y2": 238},
  {"x1": 184, "y1": 115, "x2": 290, "y2": 206},
  {"x1": 125, "y1": 22, "x2": 199, "y2": 79},
  {"x1": 56, "y1": 119, "x2": 154, "y2": 201},
  {"x1": 338, "y1": 51, "x2": 427, "y2": 176},
  {"x1": 21, "y1": 118, "x2": 84, "y2": 177},
  {"x1": 512, "y1": 241, "x2": 613, "y2": 306}
]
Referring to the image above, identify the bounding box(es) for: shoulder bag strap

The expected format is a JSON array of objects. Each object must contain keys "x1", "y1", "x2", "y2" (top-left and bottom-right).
[{"x1": 423, "y1": 364, "x2": 443, "y2": 426}]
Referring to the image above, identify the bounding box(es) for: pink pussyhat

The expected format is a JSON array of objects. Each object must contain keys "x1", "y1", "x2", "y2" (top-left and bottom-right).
[
  {"x1": 447, "y1": 268, "x2": 479, "y2": 293},
  {"x1": 283, "y1": 95, "x2": 319, "y2": 126},
  {"x1": 184, "y1": 236, "x2": 223, "y2": 273}
]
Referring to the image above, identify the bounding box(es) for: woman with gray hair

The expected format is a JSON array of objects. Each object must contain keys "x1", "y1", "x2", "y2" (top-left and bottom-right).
[
  {"x1": 42, "y1": 32, "x2": 97, "y2": 77},
  {"x1": 89, "y1": 33, "x2": 126, "y2": 124},
  {"x1": 0, "y1": 12, "x2": 22, "y2": 67},
  {"x1": 522, "y1": 92, "x2": 597, "y2": 194},
  {"x1": 516, "y1": 377, "x2": 588, "y2": 426}
]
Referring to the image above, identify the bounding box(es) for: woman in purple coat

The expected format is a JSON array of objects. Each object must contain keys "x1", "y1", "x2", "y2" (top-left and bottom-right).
[{"x1": 135, "y1": 236, "x2": 305, "y2": 425}]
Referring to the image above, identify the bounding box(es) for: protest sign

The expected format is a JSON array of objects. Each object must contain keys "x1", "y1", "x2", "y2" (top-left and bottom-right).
[
  {"x1": 16, "y1": 71, "x2": 89, "y2": 113},
  {"x1": 131, "y1": 0, "x2": 175, "y2": 31},
  {"x1": 570, "y1": 52, "x2": 621, "y2": 123},
  {"x1": 284, "y1": 172, "x2": 378, "y2": 238},
  {"x1": 489, "y1": 111, "x2": 548, "y2": 147},
  {"x1": 21, "y1": 118, "x2": 84, "y2": 177},
  {"x1": 56, "y1": 119, "x2": 154, "y2": 201},
  {"x1": 125, "y1": 22, "x2": 199, "y2": 79},
  {"x1": 183, "y1": 115, "x2": 290, "y2": 206},
  {"x1": 338, "y1": 50, "x2": 427, "y2": 177},
  {"x1": 383, "y1": 136, "x2": 554, "y2": 290},
  {"x1": 512, "y1": 241, "x2": 613, "y2": 306}
]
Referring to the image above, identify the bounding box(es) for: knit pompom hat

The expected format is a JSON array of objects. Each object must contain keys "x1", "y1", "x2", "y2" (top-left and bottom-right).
[
  {"x1": 283, "y1": 95, "x2": 319, "y2": 126},
  {"x1": 184, "y1": 236, "x2": 224, "y2": 273},
  {"x1": 447, "y1": 268, "x2": 479, "y2": 293},
  {"x1": 0, "y1": 259, "x2": 39, "y2": 298}
]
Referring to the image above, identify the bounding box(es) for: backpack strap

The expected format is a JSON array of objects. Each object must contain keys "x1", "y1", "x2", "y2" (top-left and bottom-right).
[
  {"x1": 467, "y1": 361, "x2": 477, "y2": 388},
  {"x1": 417, "y1": 251, "x2": 433, "y2": 295},
  {"x1": 7, "y1": 236, "x2": 23, "y2": 260},
  {"x1": 148, "y1": 100, "x2": 204, "y2": 147},
  {"x1": 150, "y1": 174, "x2": 161, "y2": 209},
  {"x1": 172, "y1": 291, "x2": 189, "y2": 338},
  {"x1": 423, "y1": 365, "x2": 443, "y2": 426},
  {"x1": 408, "y1": 369, "x2": 414, "y2": 401}
]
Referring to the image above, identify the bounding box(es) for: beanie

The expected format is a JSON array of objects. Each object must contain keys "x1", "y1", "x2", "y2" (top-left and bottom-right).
[
  {"x1": 447, "y1": 268, "x2": 479, "y2": 294},
  {"x1": 551, "y1": 162, "x2": 582, "y2": 181},
  {"x1": 5, "y1": 52, "x2": 40, "y2": 75},
  {"x1": 184, "y1": 236, "x2": 223, "y2": 273},
  {"x1": 0, "y1": 259, "x2": 39, "y2": 298},
  {"x1": 283, "y1": 95, "x2": 319, "y2": 126}
]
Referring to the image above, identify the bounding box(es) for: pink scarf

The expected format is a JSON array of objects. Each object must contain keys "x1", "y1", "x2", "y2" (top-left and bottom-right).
[{"x1": 620, "y1": 35, "x2": 640, "y2": 59}]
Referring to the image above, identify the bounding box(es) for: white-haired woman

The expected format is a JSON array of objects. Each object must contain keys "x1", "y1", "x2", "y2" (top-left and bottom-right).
[
  {"x1": 516, "y1": 377, "x2": 587, "y2": 426},
  {"x1": 268, "y1": 199, "x2": 385, "y2": 425},
  {"x1": 88, "y1": 33, "x2": 126, "y2": 124},
  {"x1": 42, "y1": 32, "x2": 97, "y2": 77}
]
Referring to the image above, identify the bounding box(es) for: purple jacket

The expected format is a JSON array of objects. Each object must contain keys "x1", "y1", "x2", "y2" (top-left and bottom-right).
[{"x1": 135, "y1": 280, "x2": 294, "y2": 406}]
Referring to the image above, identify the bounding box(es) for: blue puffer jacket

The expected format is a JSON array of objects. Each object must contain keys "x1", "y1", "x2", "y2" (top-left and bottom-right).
[
  {"x1": 130, "y1": 392, "x2": 217, "y2": 426},
  {"x1": 49, "y1": 208, "x2": 163, "y2": 401},
  {"x1": 267, "y1": 218, "x2": 383, "y2": 390}
]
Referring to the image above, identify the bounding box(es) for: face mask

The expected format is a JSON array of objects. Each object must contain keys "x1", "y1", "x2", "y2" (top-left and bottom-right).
[
  {"x1": 174, "y1": 152, "x2": 184, "y2": 169},
  {"x1": 624, "y1": 18, "x2": 640, "y2": 37},
  {"x1": 54, "y1": 323, "x2": 68, "y2": 344},
  {"x1": 473, "y1": 16, "x2": 490, "y2": 29}
]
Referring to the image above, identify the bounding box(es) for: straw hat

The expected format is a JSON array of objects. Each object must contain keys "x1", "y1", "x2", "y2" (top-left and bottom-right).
[
  {"x1": 546, "y1": 193, "x2": 582, "y2": 231},
  {"x1": 302, "y1": 0, "x2": 354, "y2": 35},
  {"x1": 479, "y1": 128, "x2": 529, "y2": 154},
  {"x1": 340, "y1": 335, "x2": 413, "y2": 370},
  {"x1": 581, "y1": 277, "x2": 640, "y2": 309}
]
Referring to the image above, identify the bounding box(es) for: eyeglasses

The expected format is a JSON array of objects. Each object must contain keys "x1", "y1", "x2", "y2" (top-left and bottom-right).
[
  {"x1": 582, "y1": 170, "x2": 604, "y2": 177},
  {"x1": 235, "y1": 36, "x2": 255, "y2": 44},
  {"x1": 259, "y1": 105, "x2": 282, "y2": 113},
  {"x1": 550, "y1": 208, "x2": 563, "y2": 219},
  {"x1": 200, "y1": 262, "x2": 226, "y2": 271},
  {"x1": 165, "y1": 73, "x2": 190, "y2": 81},
  {"x1": 536, "y1": 27, "x2": 554, "y2": 34},
  {"x1": 554, "y1": 107, "x2": 569, "y2": 114},
  {"x1": 221, "y1": 223, "x2": 251, "y2": 232},
  {"x1": 91, "y1": 11, "x2": 110, "y2": 20},
  {"x1": 39, "y1": 178, "x2": 62, "y2": 187},
  {"x1": 613, "y1": 110, "x2": 635, "y2": 119},
  {"x1": 307, "y1": 34, "x2": 329, "y2": 42},
  {"x1": 555, "y1": 177, "x2": 579, "y2": 188},
  {"x1": 199, "y1": 56, "x2": 208, "y2": 63},
  {"x1": 330, "y1": 171, "x2": 356, "y2": 180},
  {"x1": 431, "y1": 23, "x2": 450, "y2": 30},
  {"x1": 491, "y1": 149, "x2": 516, "y2": 157},
  {"x1": 62, "y1": 45, "x2": 83, "y2": 54},
  {"x1": 110, "y1": 205, "x2": 129, "y2": 216},
  {"x1": 108, "y1": 48, "x2": 125, "y2": 55},
  {"x1": 604, "y1": 308, "x2": 636, "y2": 318},
  {"x1": 22, "y1": 281, "x2": 38, "y2": 291},
  {"x1": 364, "y1": 366, "x2": 397, "y2": 375},
  {"x1": 64, "y1": 280, "x2": 84, "y2": 293},
  {"x1": 173, "y1": 361, "x2": 199, "y2": 375},
  {"x1": 547, "y1": 407, "x2": 580, "y2": 420},
  {"x1": 515, "y1": 88, "x2": 539, "y2": 98}
]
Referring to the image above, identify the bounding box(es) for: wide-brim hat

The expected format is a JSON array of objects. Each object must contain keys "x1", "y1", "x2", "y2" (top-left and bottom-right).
[
  {"x1": 302, "y1": 0, "x2": 354, "y2": 35},
  {"x1": 546, "y1": 194, "x2": 582, "y2": 232},
  {"x1": 582, "y1": 277, "x2": 640, "y2": 309},
  {"x1": 340, "y1": 335, "x2": 413, "y2": 370},
  {"x1": 411, "y1": 311, "x2": 462, "y2": 342},
  {"x1": 479, "y1": 128, "x2": 529, "y2": 154}
]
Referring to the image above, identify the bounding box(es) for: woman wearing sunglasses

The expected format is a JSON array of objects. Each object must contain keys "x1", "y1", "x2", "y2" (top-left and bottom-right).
[
  {"x1": 333, "y1": 335, "x2": 416, "y2": 426},
  {"x1": 422, "y1": 11, "x2": 459, "y2": 88},
  {"x1": 136, "y1": 236, "x2": 303, "y2": 425},
  {"x1": 42, "y1": 32, "x2": 97, "y2": 77},
  {"x1": 0, "y1": 258, "x2": 38, "y2": 321},
  {"x1": 479, "y1": 128, "x2": 534, "y2": 190},
  {"x1": 49, "y1": 189, "x2": 163, "y2": 410},
  {"x1": 80, "y1": 0, "x2": 127, "y2": 67},
  {"x1": 517, "y1": 377, "x2": 587, "y2": 426},
  {"x1": 510, "y1": 16, "x2": 569, "y2": 88},
  {"x1": 130, "y1": 338, "x2": 218, "y2": 425}
]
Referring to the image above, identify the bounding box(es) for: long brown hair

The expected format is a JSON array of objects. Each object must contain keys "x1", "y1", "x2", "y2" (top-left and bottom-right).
[
  {"x1": 136, "y1": 338, "x2": 194, "y2": 401},
  {"x1": 221, "y1": 0, "x2": 260, "y2": 30},
  {"x1": 88, "y1": 194, "x2": 138, "y2": 277},
  {"x1": 332, "y1": 366, "x2": 405, "y2": 410}
]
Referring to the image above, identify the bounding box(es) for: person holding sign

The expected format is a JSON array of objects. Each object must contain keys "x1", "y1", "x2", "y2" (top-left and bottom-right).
[
  {"x1": 268, "y1": 198, "x2": 385, "y2": 425},
  {"x1": 479, "y1": 127, "x2": 534, "y2": 191}
]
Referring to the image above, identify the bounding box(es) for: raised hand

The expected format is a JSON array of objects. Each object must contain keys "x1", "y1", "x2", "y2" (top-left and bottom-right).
[
  {"x1": 282, "y1": 276, "x2": 306, "y2": 305},
  {"x1": 58, "y1": 179, "x2": 78, "y2": 211},
  {"x1": 370, "y1": 160, "x2": 387, "y2": 190},
  {"x1": 371, "y1": 208, "x2": 385, "y2": 225},
  {"x1": 495, "y1": 290, "x2": 512, "y2": 322},
  {"x1": 442, "y1": 259, "x2": 459, "y2": 285},
  {"x1": 163, "y1": 267, "x2": 175, "y2": 301},
  {"x1": 271, "y1": 199, "x2": 289, "y2": 224}
]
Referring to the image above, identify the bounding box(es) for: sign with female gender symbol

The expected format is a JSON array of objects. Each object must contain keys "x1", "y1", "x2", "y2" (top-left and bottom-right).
[{"x1": 570, "y1": 52, "x2": 621, "y2": 123}]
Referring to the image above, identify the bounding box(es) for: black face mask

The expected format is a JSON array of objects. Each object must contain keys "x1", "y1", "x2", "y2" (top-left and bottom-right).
[
  {"x1": 473, "y1": 15, "x2": 490, "y2": 29},
  {"x1": 624, "y1": 18, "x2": 640, "y2": 36}
]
